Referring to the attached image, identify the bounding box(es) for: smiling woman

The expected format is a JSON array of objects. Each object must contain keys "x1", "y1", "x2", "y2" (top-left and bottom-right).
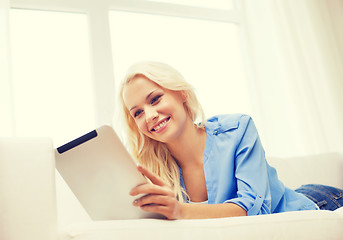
[{"x1": 117, "y1": 61, "x2": 343, "y2": 221}]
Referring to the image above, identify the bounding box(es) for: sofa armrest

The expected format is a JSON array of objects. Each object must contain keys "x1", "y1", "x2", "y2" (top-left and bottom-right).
[{"x1": 0, "y1": 138, "x2": 57, "y2": 240}]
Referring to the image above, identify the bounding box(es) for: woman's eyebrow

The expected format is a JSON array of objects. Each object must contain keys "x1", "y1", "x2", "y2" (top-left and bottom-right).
[{"x1": 129, "y1": 89, "x2": 158, "y2": 112}]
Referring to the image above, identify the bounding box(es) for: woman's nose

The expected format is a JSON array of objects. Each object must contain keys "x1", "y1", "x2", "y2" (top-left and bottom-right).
[{"x1": 145, "y1": 107, "x2": 158, "y2": 123}]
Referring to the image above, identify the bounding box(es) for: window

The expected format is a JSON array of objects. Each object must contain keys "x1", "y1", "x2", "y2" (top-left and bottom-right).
[
  {"x1": 9, "y1": 9, "x2": 95, "y2": 146},
  {"x1": 109, "y1": 10, "x2": 251, "y2": 121},
  {"x1": 145, "y1": 0, "x2": 234, "y2": 10},
  {"x1": 6, "y1": 0, "x2": 248, "y2": 144}
]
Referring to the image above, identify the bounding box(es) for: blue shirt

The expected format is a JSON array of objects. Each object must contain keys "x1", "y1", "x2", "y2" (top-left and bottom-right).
[{"x1": 180, "y1": 114, "x2": 317, "y2": 215}]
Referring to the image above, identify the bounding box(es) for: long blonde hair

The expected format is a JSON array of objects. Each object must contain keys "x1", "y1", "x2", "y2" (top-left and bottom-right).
[{"x1": 119, "y1": 61, "x2": 205, "y2": 202}]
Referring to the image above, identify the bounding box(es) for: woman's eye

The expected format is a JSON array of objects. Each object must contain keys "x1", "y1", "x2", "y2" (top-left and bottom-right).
[
  {"x1": 151, "y1": 95, "x2": 162, "y2": 105},
  {"x1": 134, "y1": 110, "x2": 143, "y2": 118}
]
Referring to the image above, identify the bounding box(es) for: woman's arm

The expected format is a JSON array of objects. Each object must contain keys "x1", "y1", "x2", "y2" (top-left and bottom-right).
[
  {"x1": 130, "y1": 166, "x2": 247, "y2": 220},
  {"x1": 180, "y1": 202, "x2": 246, "y2": 219}
]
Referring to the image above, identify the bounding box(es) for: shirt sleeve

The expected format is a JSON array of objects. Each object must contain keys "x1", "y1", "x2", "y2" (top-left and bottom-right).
[{"x1": 224, "y1": 115, "x2": 272, "y2": 215}]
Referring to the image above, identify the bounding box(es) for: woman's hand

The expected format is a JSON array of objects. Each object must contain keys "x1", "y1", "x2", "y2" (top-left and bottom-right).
[{"x1": 130, "y1": 165, "x2": 183, "y2": 220}]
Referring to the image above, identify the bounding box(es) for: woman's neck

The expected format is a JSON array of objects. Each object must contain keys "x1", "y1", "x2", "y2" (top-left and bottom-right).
[{"x1": 166, "y1": 121, "x2": 207, "y2": 170}]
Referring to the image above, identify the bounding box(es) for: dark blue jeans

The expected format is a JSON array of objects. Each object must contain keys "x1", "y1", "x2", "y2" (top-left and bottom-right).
[{"x1": 295, "y1": 184, "x2": 343, "y2": 211}]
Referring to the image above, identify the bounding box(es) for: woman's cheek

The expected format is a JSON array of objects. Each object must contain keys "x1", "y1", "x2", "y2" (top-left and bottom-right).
[{"x1": 136, "y1": 119, "x2": 149, "y2": 134}]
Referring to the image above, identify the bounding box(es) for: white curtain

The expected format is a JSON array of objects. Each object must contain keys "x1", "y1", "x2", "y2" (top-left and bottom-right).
[
  {"x1": 0, "y1": 0, "x2": 13, "y2": 136},
  {"x1": 239, "y1": 0, "x2": 343, "y2": 157}
]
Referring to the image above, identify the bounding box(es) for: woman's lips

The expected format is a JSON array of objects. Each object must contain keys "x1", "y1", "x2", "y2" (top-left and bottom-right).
[{"x1": 151, "y1": 117, "x2": 171, "y2": 132}]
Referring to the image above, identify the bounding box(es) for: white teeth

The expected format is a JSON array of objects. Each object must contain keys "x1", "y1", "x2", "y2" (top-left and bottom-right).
[{"x1": 153, "y1": 120, "x2": 167, "y2": 131}]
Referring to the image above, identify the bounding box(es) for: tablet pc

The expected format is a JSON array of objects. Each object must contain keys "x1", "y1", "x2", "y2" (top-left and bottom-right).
[{"x1": 55, "y1": 125, "x2": 163, "y2": 220}]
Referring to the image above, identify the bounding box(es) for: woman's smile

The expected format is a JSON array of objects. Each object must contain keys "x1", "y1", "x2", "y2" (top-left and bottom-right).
[{"x1": 150, "y1": 116, "x2": 171, "y2": 133}]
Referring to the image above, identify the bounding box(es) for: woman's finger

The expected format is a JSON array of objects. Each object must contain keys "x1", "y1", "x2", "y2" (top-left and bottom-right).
[
  {"x1": 129, "y1": 182, "x2": 172, "y2": 197},
  {"x1": 133, "y1": 194, "x2": 171, "y2": 207},
  {"x1": 137, "y1": 165, "x2": 168, "y2": 187}
]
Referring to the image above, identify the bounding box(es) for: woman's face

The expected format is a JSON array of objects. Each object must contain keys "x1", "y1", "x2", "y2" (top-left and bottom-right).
[{"x1": 123, "y1": 76, "x2": 189, "y2": 144}]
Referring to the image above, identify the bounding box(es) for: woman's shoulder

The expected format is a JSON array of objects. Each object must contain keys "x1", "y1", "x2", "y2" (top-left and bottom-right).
[
  {"x1": 207, "y1": 113, "x2": 252, "y2": 125},
  {"x1": 206, "y1": 114, "x2": 253, "y2": 134}
]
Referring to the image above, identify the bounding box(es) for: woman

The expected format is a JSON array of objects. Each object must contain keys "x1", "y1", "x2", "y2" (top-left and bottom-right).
[{"x1": 119, "y1": 61, "x2": 343, "y2": 220}]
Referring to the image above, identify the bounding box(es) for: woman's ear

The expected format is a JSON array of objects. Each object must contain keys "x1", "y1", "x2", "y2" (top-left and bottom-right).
[{"x1": 180, "y1": 91, "x2": 188, "y2": 103}]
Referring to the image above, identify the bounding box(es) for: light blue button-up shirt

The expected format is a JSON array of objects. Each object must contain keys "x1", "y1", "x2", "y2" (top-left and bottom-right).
[{"x1": 180, "y1": 114, "x2": 317, "y2": 215}]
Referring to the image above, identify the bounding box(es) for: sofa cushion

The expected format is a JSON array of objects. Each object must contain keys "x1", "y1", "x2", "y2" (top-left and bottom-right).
[
  {"x1": 60, "y1": 210, "x2": 343, "y2": 240},
  {"x1": 267, "y1": 152, "x2": 343, "y2": 189}
]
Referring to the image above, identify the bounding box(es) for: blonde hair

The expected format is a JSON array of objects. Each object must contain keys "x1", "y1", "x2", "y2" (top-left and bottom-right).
[{"x1": 119, "y1": 61, "x2": 205, "y2": 202}]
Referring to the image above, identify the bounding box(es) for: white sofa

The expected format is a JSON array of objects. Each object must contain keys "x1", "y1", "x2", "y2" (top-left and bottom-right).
[{"x1": 1, "y1": 138, "x2": 343, "y2": 240}]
